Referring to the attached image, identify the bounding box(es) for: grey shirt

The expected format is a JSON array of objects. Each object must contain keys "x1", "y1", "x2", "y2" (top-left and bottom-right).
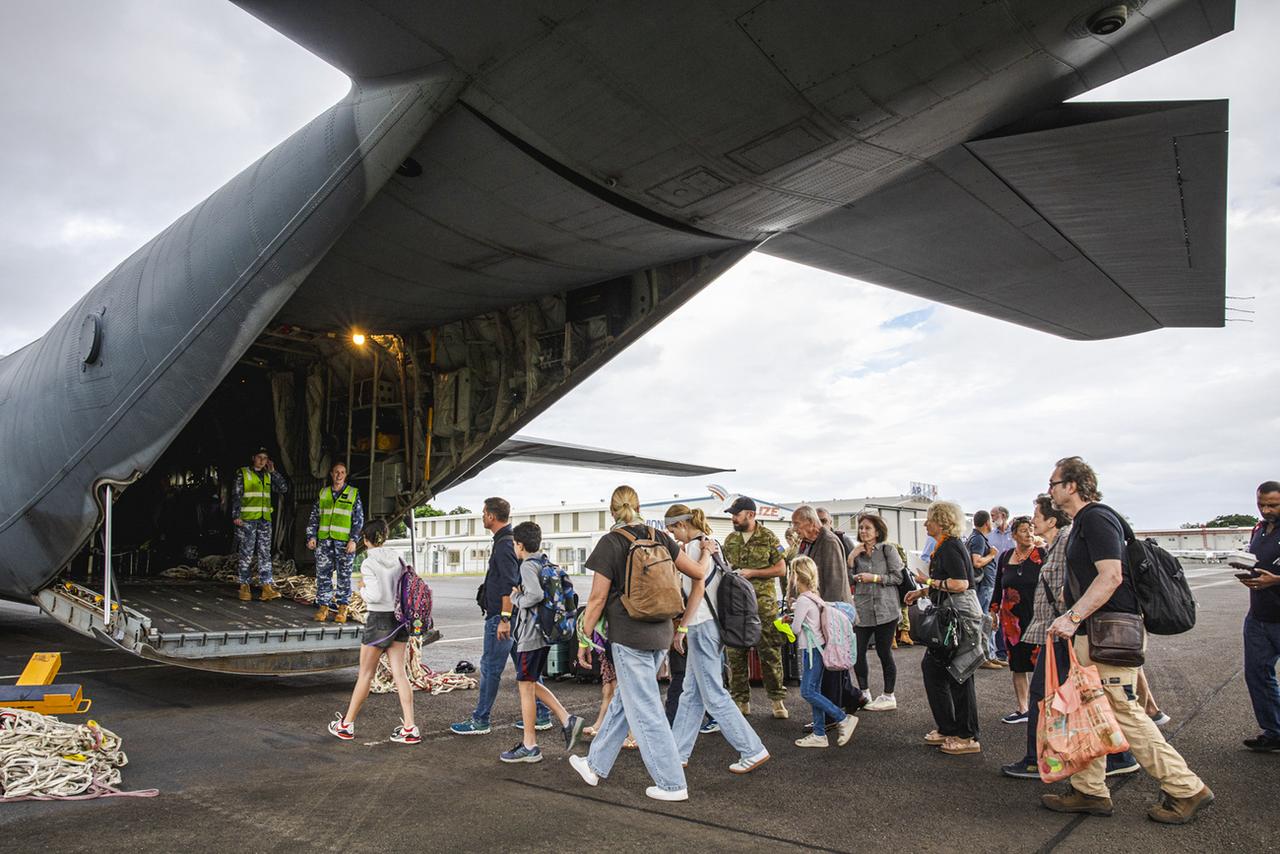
[
  {"x1": 851, "y1": 542, "x2": 905, "y2": 627},
  {"x1": 511, "y1": 556, "x2": 547, "y2": 653}
]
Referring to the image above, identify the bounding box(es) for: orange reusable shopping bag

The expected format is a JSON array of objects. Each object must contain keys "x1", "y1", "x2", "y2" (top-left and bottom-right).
[{"x1": 1037, "y1": 639, "x2": 1130, "y2": 783}]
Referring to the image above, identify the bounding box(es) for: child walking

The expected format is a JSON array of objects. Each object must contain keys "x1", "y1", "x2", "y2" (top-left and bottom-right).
[
  {"x1": 789, "y1": 556, "x2": 858, "y2": 749},
  {"x1": 501, "y1": 521, "x2": 586, "y2": 763},
  {"x1": 327, "y1": 519, "x2": 420, "y2": 744}
]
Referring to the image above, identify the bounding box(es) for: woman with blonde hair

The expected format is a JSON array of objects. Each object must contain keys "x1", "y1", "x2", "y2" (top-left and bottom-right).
[
  {"x1": 569, "y1": 486, "x2": 713, "y2": 801},
  {"x1": 903, "y1": 500, "x2": 985, "y2": 755},
  {"x1": 665, "y1": 504, "x2": 769, "y2": 774}
]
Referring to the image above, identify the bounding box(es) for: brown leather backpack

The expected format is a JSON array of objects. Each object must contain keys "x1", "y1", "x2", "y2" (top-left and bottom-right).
[{"x1": 615, "y1": 526, "x2": 684, "y2": 622}]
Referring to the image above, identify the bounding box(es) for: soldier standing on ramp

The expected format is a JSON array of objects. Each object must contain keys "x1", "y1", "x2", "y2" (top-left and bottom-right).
[
  {"x1": 231, "y1": 446, "x2": 289, "y2": 602},
  {"x1": 307, "y1": 462, "x2": 364, "y2": 623},
  {"x1": 722, "y1": 497, "x2": 789, "y2": 719}
]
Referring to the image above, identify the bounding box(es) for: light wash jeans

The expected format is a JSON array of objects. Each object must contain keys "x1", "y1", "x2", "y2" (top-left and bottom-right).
[
  {"x1": 671, "y1": 621, "x2": 766, "y2": 762},
  {"x1": 470, "y1": 614, "x2": 546, "y2": 725},
  {"x1": 975, "y1": 567, "x2": 997, "y2": 657},
  {"x1": 587, "y1": 642, "x2": 687, "y2": 792},
  {"x1": 800, "y1": 648, "x2": 846, "y2": 737}
]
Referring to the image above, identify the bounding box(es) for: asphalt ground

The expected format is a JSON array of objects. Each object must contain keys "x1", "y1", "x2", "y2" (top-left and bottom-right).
[{"x1": 1, "y1": 564, "x2": 1275, "y2": 853}]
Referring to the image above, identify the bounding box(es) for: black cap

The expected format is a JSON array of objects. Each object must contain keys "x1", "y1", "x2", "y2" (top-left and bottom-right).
[
  {"x1": 254, "y1": 446, "x2": 270, "y2": 455},
  {"x1": 725, "y1": 496, "x2": 757, "y2": 515}
]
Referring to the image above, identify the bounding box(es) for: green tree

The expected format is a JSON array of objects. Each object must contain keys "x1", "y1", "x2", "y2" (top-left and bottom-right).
[
  {"x1": 1180, "y1": 513, "x2": 1258, "y2": 529},
  {"x1": 414, "y1": 504, "x2": 445, "y2": 518},
  {"x1": 448, "y1": 505, "x2": 472, "y2": 516}
]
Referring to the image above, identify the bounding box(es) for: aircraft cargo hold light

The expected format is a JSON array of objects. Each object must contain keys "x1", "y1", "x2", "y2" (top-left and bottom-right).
[{"x1": 351, "y1": 333, "x2": 366, "y2": 346}]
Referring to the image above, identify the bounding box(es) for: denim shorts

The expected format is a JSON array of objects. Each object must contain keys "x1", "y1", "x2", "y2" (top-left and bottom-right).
[{"x1": 363, "y1": 611, "x2": 409, "y2": 648}]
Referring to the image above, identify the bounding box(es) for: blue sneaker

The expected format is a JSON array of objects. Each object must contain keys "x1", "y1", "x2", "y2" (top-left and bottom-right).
[
  {"x1": 500, "y1": 742, "x2": 543, "y2": 763},
  {"x1": 450, "y1": 718, "x2": 491, "y2": 736},
  {"x1": 511, "y1": 716, "x2": 553, "y2": 732},
  {"x1": 563, "y1": 714, "x2": 586, "y2": 751},
  {"x1": 1106, "y1": 752, "x2": 1140, "y2": 777},
  {"x1": 700, "y1": 719, "x2": 721, "y2": 735}
]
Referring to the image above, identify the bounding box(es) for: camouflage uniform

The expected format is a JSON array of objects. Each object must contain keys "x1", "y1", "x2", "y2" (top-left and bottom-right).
[
  {"x1": 231, "y1": 467, "x2": 288, "y2": 585},
  {"x1": 306, "y1": 485, "x2": 364, "y2": 608},
  {"x1": 723, "y1": 524, "x2": 788, "y2": 703}
]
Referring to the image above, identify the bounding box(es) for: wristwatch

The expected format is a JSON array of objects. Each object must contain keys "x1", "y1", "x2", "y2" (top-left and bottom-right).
[{"x1": 1067, "y1": 609, "x2": 1083, "y2": 625}]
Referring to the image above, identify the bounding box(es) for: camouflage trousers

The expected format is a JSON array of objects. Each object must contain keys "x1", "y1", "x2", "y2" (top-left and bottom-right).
[
  {"x1": 315, "y1": 539, "x2": 354, "y2": 607},
  {"x1": 236, "y1": 520, "x2": 273, "y2": 585},
  {"x1": 726, "y1": 592, "x2": 787, "y2": 702}
]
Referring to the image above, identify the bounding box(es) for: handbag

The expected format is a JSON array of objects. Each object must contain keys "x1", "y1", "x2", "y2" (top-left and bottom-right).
[
  {"x1": 1066, "y1": 565, "x2": 1145, "y2": 667},
  {"x1": 908, "y1": 594, "x2": 959, "y2": 651},
  {"x1": 1037, "y1": 638, "x2": 1130, "y2": 782},
  {"x1": 1084, "y1": 611, "x2": 1146, "y2": 667}
]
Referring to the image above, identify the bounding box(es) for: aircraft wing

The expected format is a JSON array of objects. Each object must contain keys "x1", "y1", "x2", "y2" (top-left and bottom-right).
[
  {"x1": 760, "y1": 100, "x2": 1228, "y2": 340},
  {"x1": 439, "y1": 435, "x2": 731, "y2": 491}
]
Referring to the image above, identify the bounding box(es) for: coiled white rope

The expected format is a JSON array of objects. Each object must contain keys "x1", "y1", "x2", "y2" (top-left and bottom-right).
[
  {"x1": 0, "y1": 709, "x2": 158, "y2": 801},
  {"x1": 370, "y1": 636, "x2": 477, "y2": 696}
]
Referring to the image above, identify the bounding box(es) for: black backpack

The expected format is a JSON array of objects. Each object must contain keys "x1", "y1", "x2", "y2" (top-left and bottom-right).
[
  {"x1": 1080, "y1": 504, "x2": 1196, "y2": 635},
  {"x1": 699, "y1": 537, "x2": 762, "y2": 649}
]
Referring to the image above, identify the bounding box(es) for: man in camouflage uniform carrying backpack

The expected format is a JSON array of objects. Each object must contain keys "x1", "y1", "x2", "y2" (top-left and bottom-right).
[{"x1": 722, "y1": 497, "x2": 790, "y2": 719}]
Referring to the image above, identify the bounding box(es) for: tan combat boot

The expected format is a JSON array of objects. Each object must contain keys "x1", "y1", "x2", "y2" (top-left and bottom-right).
[
  {"x1": 772, "y1": 699, "x2": 789, "y2": 719},
  {"x1": 238, "y1": 584, "x2": 252, "y2": 602},
  {"x1": 313, "y1": 605, "x2": 330, "y2": 622},
  {"x1": 1041, "y1": 786, "x2": 1114, "y2": 817},
  {"x1": 260, "y1": 584, "x2": 281, "y2": 601},
  {"x1": 334, "y1": 604, "x2": 349, "y2": 624},
  {"x1": 1147, "y1": 786, "x2": 1214, "y2": 825}
]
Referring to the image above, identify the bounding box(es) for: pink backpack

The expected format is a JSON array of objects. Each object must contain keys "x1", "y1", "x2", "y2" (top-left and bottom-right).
[{"x1": 802, "y1": 592, "x2": 856, "y2": 671}]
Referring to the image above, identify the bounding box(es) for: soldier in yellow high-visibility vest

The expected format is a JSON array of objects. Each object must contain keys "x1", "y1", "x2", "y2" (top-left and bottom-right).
[
  {"x1": 306, "y1": 461, "x2": 364, "y2": 623},
  {"x1": 232, "y1": 446, "x2": 289, "y2": 601}
]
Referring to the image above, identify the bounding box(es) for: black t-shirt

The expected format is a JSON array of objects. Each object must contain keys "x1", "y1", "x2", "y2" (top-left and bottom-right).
[
  {"x1": 1248, "y1": 521, "x2": 1280, "y2": 623},
  {"x1": 929, "y1": 537, "x2": 974, "y2": 585},
  {"x1": 1063, "y1": 504, "x2": 1139, "y2": 615},
  {"x1": 994, "y1": 548, "x2": 1042, "y2": 630},
  {"x1": 585, "y1": 524, "x2": 681, "y2": 650}
]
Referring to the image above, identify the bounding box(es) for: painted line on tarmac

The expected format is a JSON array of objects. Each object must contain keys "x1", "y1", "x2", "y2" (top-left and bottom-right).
[
  {"x1": 1182, "y1": 578, "x2": 1244, "y2": 591},
  {"x1": 505, "y1": 777, "x2": 850, "y2": 853},
  {"x1": 432, "y1": 635, "x2": 485, "y2": 645},
  {"x1": 0, "y1": 663, "x2": 166, "y2": 680},
  {"x1": 1036, "y1": 662, "x2": 1243, "y2": 854}
]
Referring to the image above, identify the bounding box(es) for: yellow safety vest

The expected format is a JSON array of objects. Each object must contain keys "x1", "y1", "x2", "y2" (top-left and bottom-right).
[
  {"x1": 240, "y1": 468, "x2": 272, "y2": 522},
  {"x1": 317, "y1": 485, "x2": 358, "y2": 541}
]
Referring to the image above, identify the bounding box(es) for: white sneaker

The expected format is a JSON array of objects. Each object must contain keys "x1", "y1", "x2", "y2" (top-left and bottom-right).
[
  {"x1": 835, "y1": 714, "x2": 859, "y2": 746},
  {"x1": 864, "y1": 693, "x2": 897, "y2": 711},
  {"x1": 569, "y1": 754, "x2": 599, "y2": 787},
  {"x1": 645, "y1": 785, "x2": 689, "y2": 801},
  {"x1": 728, "y1": 748, "x2": 771, "y2": 774},
  {"x1": 794, "y1": 733, "x2": 829, "y2": 748}
]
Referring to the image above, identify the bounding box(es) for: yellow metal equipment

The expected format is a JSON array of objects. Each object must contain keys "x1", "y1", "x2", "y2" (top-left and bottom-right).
[{"x1": 0, "y1": 652, "x2": 92, "y2": 715}]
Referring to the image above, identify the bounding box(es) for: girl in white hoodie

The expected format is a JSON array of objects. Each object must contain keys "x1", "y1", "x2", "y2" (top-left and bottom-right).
[{"x1": 327, "y1": 519, "x2": 419, "y2": 744}]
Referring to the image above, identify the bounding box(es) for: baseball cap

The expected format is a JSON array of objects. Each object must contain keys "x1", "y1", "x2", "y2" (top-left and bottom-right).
[{"x1": 725, "y1": 496, "x2": 757, "y2": 515}]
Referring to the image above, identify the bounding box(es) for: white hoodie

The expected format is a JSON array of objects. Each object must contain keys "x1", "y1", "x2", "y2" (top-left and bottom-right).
[{"x1": 359, "y1": 546, "x2": 403, "y2": 613}]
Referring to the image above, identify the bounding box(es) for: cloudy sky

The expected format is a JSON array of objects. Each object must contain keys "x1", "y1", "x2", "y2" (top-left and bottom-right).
[{"x1": 2, "y1": 2, "x2": 1274, "y2": 528}]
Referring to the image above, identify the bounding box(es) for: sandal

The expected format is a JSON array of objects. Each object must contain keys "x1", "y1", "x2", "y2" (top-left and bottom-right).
[
  {"x1": 582, "y1": 726, "x2": 598, "y2": 739},
  {"x1": 622, "y1": 735, "x2": 638, "y2": 750}
]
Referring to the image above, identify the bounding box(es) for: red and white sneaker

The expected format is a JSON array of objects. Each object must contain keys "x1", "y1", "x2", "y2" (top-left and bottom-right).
[
  {"x1": 390, "y1": 723, "x2": 421, "y2": 745},
  {"x1": 328, "y1": 714, "x2": 354, "y2": 740}
]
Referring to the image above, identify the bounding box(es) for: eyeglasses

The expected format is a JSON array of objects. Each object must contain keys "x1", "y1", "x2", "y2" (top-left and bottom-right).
[{"x1": 1048, "y1": 480, "x2": 1067, "y2": 489}]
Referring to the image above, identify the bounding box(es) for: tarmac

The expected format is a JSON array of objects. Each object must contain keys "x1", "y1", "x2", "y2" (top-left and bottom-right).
[{"x1": 0, "y1": 563, "x2": 1274, "y2": 853}]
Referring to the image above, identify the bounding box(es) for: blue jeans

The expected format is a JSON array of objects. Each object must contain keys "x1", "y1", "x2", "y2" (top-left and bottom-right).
[
  {"x1": 672, "y1": 622, "x2": 765, "y2": 762},
  {"x1": 800, "y1": 648, "x2": 846, "y2": 737},
  {"x1": 976, "y1": 568, "x2": 996, "y2": 656},
  {"x1": 470, "y1": 614, "x2": 546, "y2": 725},
  {"x1": 1244, "y1": 614, "x2": 1280, "y2": 738},
  {"x1": 587, "y1": 643, "x2": 686, "y2": 792}
]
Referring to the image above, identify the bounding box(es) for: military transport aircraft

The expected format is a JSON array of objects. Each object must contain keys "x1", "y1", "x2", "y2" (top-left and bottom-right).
[{"x1": 0, "y1": 1, "x2": 1234, "y2": 672}]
